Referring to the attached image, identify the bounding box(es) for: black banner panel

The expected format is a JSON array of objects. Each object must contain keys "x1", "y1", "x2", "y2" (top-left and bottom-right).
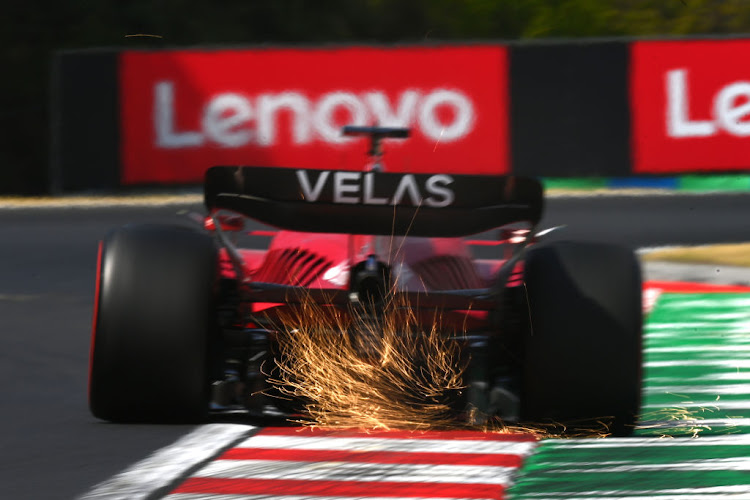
[
  {"x1": 51, "y1": 51, "x2": 119, "y2": 192},
  {"x1": 509, "y1": 41, "x2": 631, "y2": 177}
]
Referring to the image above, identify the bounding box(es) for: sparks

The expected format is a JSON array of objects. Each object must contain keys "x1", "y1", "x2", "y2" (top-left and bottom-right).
[
  {"x1": 432, "y1": 127, "x2": 446, "y2": 152},
  {"x1": 263, "y1": 290, "x2": 606, "y2": 438},
  {"x1": 268, "y1": 293, "x2": 467, "y2": 430}
]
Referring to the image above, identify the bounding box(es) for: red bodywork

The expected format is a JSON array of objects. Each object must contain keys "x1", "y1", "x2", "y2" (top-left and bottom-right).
[{"x1": 212, "y1": 220, "x2": 528, "y2": 332}]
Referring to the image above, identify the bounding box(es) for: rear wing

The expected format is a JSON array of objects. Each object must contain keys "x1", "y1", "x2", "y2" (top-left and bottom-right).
[{"x1": 204, "y1": 166, "x2": 543, "y2": 237}]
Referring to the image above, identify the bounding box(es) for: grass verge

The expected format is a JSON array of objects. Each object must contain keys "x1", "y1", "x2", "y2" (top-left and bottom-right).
[{"x1": 642, "y1": 243, "x2": 750, "y2": 267}]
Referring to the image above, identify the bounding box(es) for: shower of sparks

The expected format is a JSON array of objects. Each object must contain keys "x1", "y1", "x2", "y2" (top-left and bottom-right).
[
  {"x1": 636, "y1": 407, "x2": 718, "y2": 438},
  {"x1": 264, "y1": 291, "x2": 612, "y2": 438},
  {"x1": 268, "y1": 294, "x2": 467, "y2": 430}
]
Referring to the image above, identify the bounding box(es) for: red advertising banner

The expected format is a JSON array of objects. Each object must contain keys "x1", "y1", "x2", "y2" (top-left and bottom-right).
[
  {"x1": 120, "y1": 46, "x2": 509, "y2": 184},
  {"x1": 632, "y1": 40, "x2": 750, "y2": 173}
]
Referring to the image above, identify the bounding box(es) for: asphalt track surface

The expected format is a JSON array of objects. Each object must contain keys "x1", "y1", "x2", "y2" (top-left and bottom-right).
[{"x1": 2, "y1": 192, "x2": 750, "y2": 499}]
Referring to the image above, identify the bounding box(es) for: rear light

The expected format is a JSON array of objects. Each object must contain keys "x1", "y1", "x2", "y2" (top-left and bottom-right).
[
  {"x1": 499, "y1": 228, "x2": 533, "y2": 244},
  {"x1": 204, "y1": 215, "x2": 245, "y2": 232},
  {"x1": 466, "y1": 229, "x2": 534, "y2": 247}
]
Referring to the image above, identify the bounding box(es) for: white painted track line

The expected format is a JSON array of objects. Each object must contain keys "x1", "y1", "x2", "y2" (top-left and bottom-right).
[
  {"x1": 234, "y1": 434, "x2": 536, "y2": 456},
  {"x1": 547, "y1": 435, "x2": 750, "y2": 448},
  {"x1": 192, "y1": 458, "x2": 516, "y2": 485}
]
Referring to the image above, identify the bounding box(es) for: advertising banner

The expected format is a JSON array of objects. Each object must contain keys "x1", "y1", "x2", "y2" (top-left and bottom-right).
[
  {"x1": 120, "y1": 46, "x2": 509, "y2": 184},
  {"x1": 632, "y1": 39, "x2": 750, "y2": 173}
]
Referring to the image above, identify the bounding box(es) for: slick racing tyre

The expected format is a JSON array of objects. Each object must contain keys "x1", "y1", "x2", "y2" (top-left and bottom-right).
[
  {"x1": 521, "y1": 240, "x2": 642, "y2": 436},
  {"x1": 89, "y1": 224, "x2": 218, "y2": 423}
]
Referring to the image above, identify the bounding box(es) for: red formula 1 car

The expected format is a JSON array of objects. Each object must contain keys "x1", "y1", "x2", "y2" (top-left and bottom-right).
[{"x1": 89, "y1": 127, "x2": 642, "y2": 435}]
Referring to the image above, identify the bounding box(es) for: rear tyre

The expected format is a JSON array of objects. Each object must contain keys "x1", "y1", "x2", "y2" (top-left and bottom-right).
[
  {"x1": 89, "y1": 224, "x2": 218, "y2": 423},
  {"x1": 521, "y1": 240, "x2": 642, "y2": 436}
]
